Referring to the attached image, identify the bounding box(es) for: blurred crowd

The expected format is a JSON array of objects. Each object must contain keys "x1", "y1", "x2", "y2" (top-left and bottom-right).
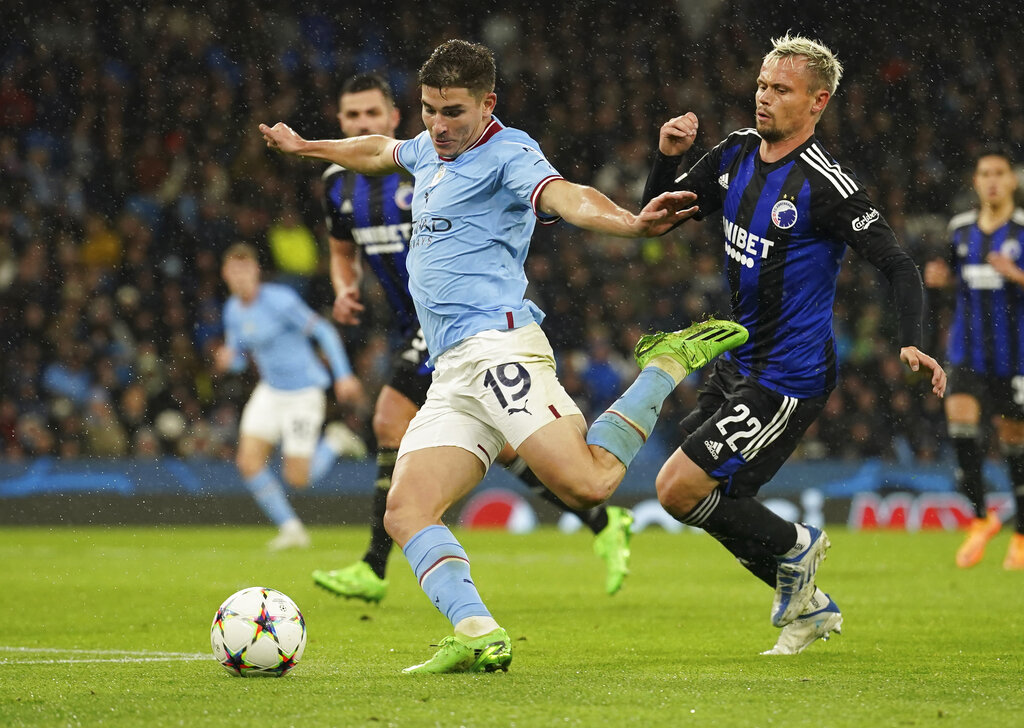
[{"x1": 1, "y1": 0, "x2": 1020, "y2": 464}]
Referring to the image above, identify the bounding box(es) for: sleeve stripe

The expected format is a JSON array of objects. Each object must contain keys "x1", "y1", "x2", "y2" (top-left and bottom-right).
[
  {"x1": 530, "y1": 175, "x2": 564, "y2": 219},
  {"x1": 806, "y1": 144, "x2": 857, "y2": 195},
  {"x1": 801, "y1": 145, "x2": 857, "y2": 198},
  {"x1": 392, "y1": 141, "x2": 407, "y2": 171}
]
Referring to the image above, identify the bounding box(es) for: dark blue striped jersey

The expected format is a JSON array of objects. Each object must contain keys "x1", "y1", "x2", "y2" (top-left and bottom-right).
[
  {"x1": 644, "y1": 129, "x2": 923, "y2": 398},
  {"x1": 322, "y1": 164, "x2": 417, "y2": 337},
  {"x1": 945, "y1": 207, "x2": 1024, "y2": 376}
]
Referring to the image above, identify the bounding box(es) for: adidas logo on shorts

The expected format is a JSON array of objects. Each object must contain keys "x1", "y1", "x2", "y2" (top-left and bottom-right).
[{"x1": 705, "y1": 439, "x2": 723, "y2": 458}]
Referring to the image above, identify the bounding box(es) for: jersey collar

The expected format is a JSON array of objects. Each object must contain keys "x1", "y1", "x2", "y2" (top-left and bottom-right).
[{"x1": 438, "y1": 117, "x2": 505, "y2": 162}]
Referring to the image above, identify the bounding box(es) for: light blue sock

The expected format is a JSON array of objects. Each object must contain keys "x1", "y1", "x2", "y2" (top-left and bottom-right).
[
  {"x1": 403, "y1": 525, "x2": 490, "y2": 626},
  {"x1": 243, "y1": 468, "x2": 297, "y2": 526},
  {"x1": 308, "y1": 438, "x2": 336, "y2": 485},
  {"x1": 587, "y1": 366, "x2": 676, "y2": 466}
]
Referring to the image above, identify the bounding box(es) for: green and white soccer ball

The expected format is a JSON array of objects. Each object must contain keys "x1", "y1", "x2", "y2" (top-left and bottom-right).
[{"x1": 210, "y1": 587, "x2": 306, "y2": 677}]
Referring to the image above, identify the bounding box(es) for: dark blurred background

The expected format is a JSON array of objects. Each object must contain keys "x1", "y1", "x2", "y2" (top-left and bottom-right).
[{"x1": 1, "y1": 0, "x2": 1021, "y2": 469}]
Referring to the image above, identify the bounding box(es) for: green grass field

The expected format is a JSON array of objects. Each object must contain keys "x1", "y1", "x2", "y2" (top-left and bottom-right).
[{"x1": 2, "y1": 524, "x2": 1021, "y2": 727}]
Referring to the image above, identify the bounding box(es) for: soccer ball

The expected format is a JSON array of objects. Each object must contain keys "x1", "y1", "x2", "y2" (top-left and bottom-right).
[{"x1": 210, "y1": 587, "x2": 307, "y2": 677}]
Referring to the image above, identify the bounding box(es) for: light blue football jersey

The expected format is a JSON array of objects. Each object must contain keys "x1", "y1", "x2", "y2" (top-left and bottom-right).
[
  {"x1": 393, "y1": 117, "x2": 563, "y2": 359},
  {"x1": 223, "y1": 283, "x2": 331, "y2": 391}
]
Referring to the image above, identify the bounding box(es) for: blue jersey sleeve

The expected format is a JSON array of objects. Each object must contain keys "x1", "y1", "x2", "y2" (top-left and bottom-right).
[
  {"x1": 269, "y1": 285, "x2": 319, "y2": 333},
  {"x1": 497, "y1": 139, "x2": 563, "y2": 224}
]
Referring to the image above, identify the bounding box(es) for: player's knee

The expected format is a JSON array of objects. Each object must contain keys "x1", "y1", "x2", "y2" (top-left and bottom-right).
[
  {"x1": 655, "y1": 469, "x2": 700, "y2": 518},
  {"x1": 547, "y1": 471, "x2": 615, "y2": 510},
  {"x1": 372, "y1": 411, "x2": 406, "y2": 449},
  {"x1": 281, "y1": 469, "x2": 308, "y2": 489},
  {"x1": 382, "y1": 488, "x2": 417, "y2": 544},
  {"x1": 235, "y1": 455, "x2": 261, "y2": 480}
]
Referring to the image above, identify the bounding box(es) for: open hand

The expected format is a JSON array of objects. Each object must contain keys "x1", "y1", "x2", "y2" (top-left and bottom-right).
[
  {"x1": 900, "y1": 346, "x2": 946, "y2": 398},
  {"x1": 333, "y1": 375, "x2": 366, "y2": 409},
  {"x1": 332, "y1": 290, "x2": 365, "y2": 325},
  {"x1": 636, "y1": 190, "x2": 699, "y2": 236}
]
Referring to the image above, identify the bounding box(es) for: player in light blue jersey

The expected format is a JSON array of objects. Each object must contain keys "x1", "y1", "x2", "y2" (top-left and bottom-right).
[
  {"x1": 260, "y1": 39, "x2": 747, "y2": 673},
  {"x1": 215, "y1": 243, "x2": 366, "y2": 550},
  {"x1": 312, "y1": 72, "x2": 636, "y2": 604}
]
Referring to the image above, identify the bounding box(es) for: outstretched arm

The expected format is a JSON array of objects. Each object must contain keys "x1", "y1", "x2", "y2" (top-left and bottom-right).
[
  {"x1": 537, "y1": 179, "x2": 697, "y2": 238},
  {"x1": 259, "y1": 123, "x2": 402, "y2": 176}
]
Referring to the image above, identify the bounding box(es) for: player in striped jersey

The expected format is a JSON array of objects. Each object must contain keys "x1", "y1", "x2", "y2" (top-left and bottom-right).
[
  {"x1": 643, "y1": 34, "x2": 946, "y2": 654},
  {"x1": 924, "y1": 148, "x2": 1024, "y2": 570},
  {"x1": 311, "y1": 73, "x2": 637, "y2": 603}
]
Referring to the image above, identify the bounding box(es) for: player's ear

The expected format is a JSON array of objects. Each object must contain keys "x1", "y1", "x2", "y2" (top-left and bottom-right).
[
  {"x1": 812, "y1": 89, "x2": 830, "y2": 115},
  {"x1": 482, "y1": 92, "x2": 497, "y2": 115}
]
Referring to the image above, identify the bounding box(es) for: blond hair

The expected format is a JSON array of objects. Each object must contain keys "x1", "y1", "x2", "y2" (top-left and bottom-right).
[{"x1": 763, "y1": 33, "x2": 843, "y2": 95}]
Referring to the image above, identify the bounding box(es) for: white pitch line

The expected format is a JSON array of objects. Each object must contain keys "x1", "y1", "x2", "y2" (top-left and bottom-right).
[
  {"x1": 0, "y1": 646, "x2": 204, "y2": 657},
  {"x1": 0, "y1": 646, "x2": 209, "y2": 665},
  {"x1": 1, "y1": 656, "x2": 210, "y2": 665}
]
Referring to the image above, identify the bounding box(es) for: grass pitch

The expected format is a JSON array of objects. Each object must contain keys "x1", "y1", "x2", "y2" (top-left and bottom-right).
[{"x1": 1, "y1": 524, "x2": 1021, "y2": 727}]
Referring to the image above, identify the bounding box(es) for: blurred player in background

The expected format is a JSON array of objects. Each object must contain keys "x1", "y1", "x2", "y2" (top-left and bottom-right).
[
  {"x1": 215, "y1": 243, "x2": 365, "y2": 550},
  {"x1": 644, "y1": 34, "x2": 946, "y2": 655},
  {"x1": 924, "y1": 147, "x2": 1024, "y2": 570},
  {"x1": 261, "y1": 39, "x2": 746, "y2": 673},
  {"x1": 311, "y1": 72, "x2": 636, "y2": 603}
]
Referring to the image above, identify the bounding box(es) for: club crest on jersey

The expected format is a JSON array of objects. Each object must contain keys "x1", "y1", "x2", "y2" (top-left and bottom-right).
[
  {"x1": 771, "y1": 199, "x2": 798, "y2": 229},
  {"x1": 395, "y1": 182, "x2": 414, "y2": 210},
  {"x1": 1000, "y1": 238, "x2": 1022, "y2": 261},
  {"x1": 428, "y1": 165, "x2": 447, "y2": 188}
]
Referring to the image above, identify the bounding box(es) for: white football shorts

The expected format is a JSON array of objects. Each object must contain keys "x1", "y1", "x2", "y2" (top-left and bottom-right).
[
  {"x1": 398, "y1": 323, "x2": 582, "y2": 468},
  {"x1": 239, "y1": 382, "x2": 326, "y2": 457}
]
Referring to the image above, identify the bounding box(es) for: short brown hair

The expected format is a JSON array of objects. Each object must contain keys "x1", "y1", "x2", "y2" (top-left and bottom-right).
[
  {"x1": 340, "y1": 72, "x2": 395, "y2": 105},
  {"x1": 418, "y1": 40, "x2": 496, "y2": 98},
  {"x1": 222, "y1": 242, "x2": 259, "y2": 263}
]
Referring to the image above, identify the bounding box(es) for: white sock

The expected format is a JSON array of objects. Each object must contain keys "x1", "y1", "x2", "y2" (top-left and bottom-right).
[
  {"x1": 783, "y1": 523, "x2": 810, "y2": 558},
  {"x1": 454, "y1": 616, "x2": 501, "y2": 639},
  {"x1": 281, "y1": 518, "x2": 305, "y2": 533},
  {"x1": 803, "y1": 587, "x2": 828, "y2": 614}
]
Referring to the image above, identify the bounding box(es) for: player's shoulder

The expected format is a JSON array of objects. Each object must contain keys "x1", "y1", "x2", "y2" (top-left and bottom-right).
[
  {"x1": 724, "y1": 127, "x2": 761, "y2": 143},
  {"x1": 715, "y1": 127, "x2": 760, "y2": 153},
  {"x1": 796, "y1": 138, "x2": 863, "y2": 200},
  {"x1": 261, "y1": 282, "x2": 303, "y2": 304},
  {"x1": 947, "y1": 209, "x2": 978, "y2": 233}
]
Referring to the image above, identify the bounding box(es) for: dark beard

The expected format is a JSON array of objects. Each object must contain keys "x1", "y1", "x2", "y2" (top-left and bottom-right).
[{"x1": 756, "y1": 121, "x2": 784, "y2": 143}]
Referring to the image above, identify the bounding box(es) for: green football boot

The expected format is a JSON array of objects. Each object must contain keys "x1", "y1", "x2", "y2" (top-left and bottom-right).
[
  {"x1": 634, "y1": 318, "x2": 748, "y2": 374},
  {"x1": 593, "y1": 506, "x2": 633, "y2": 595},
  {"x1": 402, "y1": 628, "x2": 512, "y2": 674},
  {"x1": 312, "y1": 561, "x2": 388, "y2": 603}
]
